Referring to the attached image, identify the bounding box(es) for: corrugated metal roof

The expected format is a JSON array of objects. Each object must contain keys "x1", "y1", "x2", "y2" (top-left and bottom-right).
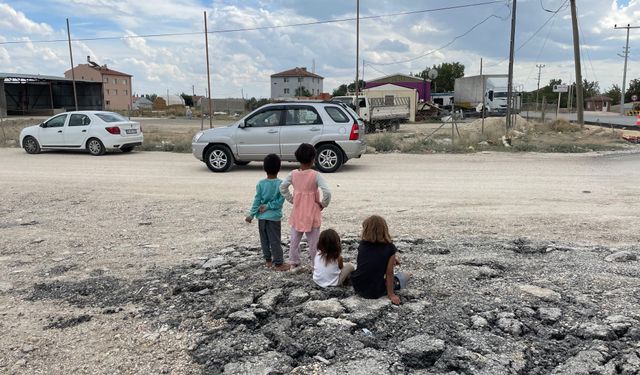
[{"x1": 0, "y1": 72, "x2": 98, "y2": 83}]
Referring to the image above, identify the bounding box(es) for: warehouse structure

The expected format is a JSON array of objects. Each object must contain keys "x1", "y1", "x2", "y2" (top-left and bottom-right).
[{"x1": 0, "y1": 73, "x2": 103, "y2": 117}]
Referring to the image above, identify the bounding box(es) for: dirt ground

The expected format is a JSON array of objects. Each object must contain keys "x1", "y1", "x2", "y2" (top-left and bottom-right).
[{"x1": 1, "y1": 148, "x2": 640, "y2": 374}]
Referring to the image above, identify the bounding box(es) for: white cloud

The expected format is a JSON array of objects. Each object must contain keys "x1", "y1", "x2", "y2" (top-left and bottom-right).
[
  {"x1": 1, "y1": 1, "x2": 639, "y2": 98},
  {"x1": 0, "y1": 47, "x2": 9, "y2": 64},
  {"x1": 0, "y1": 3, "x2": 53, "y2": 35}
]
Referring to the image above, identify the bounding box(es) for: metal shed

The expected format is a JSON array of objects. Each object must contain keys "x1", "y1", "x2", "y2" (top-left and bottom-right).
[{"x1": 0, "y1": 73, "x2": 103, "y2": 117}]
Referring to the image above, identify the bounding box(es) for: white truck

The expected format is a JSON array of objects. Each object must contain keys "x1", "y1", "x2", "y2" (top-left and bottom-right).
[
  {"x1": 332, "y1": 95, "x2": 410, "y2": 132},
  {"x1": 454, "y1": 75, "x2": 520, "y2": 115}
]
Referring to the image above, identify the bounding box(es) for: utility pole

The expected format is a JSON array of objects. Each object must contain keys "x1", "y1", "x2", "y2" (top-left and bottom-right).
[
  {"x1": 354, "y1": 0, "x2": 360, "y2": 108},
  {"x1": 569, "y1": 0, "x2": 584, "y2": 127},
  {"x1": 614, "y1": 24, "x2": 640, "y2": 116},
  {"x1": 535, "y1": 64, "x2": 545, "y2": 111},
  {"x1": 204, "y1": 11, "x2": 213, "y2": 129},
  {"x1": 505, "y1": 0, "x2": 517, "y2": 131},
  {"x1": 480, "y1": 58, "x2": 486, "y2": 134},
  {"x1": 66, "y1": 19, "x2": 78, "y2": 111}
]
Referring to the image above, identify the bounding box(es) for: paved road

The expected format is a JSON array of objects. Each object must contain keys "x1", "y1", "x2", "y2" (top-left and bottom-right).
[
  {"x1": 523, "y1": 111, "x2": 640, "y2": 128},
  {"x1": 1, "y1": 148, "x2": 639, "y2": 245}
]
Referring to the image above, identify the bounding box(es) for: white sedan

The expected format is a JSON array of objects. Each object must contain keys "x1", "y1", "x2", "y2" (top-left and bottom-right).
[{"x1": 19, "y1": 111, "x2": 143, "y2": 156}]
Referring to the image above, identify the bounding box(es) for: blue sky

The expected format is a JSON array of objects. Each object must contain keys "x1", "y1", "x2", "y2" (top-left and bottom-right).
[{"x1": 1, "y1": 0, "x2": 639, "y2": 98}]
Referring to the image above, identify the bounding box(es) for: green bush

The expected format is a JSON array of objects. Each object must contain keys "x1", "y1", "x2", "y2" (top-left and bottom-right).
[{"x1": 368, "y1": 134, "x2": 398, "y2": 152}]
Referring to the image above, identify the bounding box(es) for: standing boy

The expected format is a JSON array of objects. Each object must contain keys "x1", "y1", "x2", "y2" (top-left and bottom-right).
[{"x1": 245, "y1": 154, "x2": 289, "y2": 271}]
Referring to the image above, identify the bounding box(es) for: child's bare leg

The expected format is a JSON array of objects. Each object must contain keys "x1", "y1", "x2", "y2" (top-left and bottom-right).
[{"x1": 338, "y1": 262, "x2": 355, "y2": 286}]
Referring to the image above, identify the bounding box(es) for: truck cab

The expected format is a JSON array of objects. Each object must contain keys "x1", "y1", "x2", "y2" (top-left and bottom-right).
[{"x1": 485, "y1": 89, "x2": 509, "y2": 113}]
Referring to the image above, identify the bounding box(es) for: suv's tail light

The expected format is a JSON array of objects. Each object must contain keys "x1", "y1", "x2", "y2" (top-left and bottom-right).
[
  {"x1": 139, "y1": 125, "x2": 143, "y2": 133},
  {"x1": 349, "y1": 123, "x2": 359, "y2": 140},
  {"x1": 106, "y1": 126, "x2": 121, "y2": 134}
]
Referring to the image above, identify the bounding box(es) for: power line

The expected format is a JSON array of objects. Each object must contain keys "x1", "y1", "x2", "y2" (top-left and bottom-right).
[
  {"x1": 364, "y1": 62, "x2": 388, "y2": 77},
  {"x1": 367, "y1": 8, "x2": 510, "y2": 66},
  {"x1": 486, "y1": 0, "x2": 568, "y2": 68},
  {"x1": 0, "y1": 1, "x2": 505, "y2": 46}
]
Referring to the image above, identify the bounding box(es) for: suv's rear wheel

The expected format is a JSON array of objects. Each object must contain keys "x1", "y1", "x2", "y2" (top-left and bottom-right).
[
  {"x1": 315, "y1": 144, "x2": 343, "y2": 173},
  {"x1": 205, "y1": 145, "x2": 233, "y2": 172}
]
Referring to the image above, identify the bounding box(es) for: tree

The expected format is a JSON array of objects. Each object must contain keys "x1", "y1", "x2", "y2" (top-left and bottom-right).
[
  {"x1": 180, "y1": 93, "x2": 194, "y2": 107},
  {"x1": 332, "y1": 84, "x2": 348, "y2": 96},
  {"x1": 625, "y1": 78, "x2": 640, "y2": 102},
  {"x1": 581, "y1": 79, "x2": 600, "y2": 99},
  {"x1": 152, "y1": 97, "x2": 167, "y2": 110},
  {"x1": 415, "y1": 62, "x2": 465, "y2": 93},
  {"x1": 295, "y1": 86, "x2": 311, "y2": 97},
  {"x1": 245, "y1": 97, "x2": 271, "y2": 112},
  {"x1": 331, "y1": 80, "x2": 366, "y2": 96},
  {"x1": 145, "y1": 94, "x2": 158, "y2": 102},
  {"x1": 603, "y1": 84, "x2": 621, "y2": 105}
]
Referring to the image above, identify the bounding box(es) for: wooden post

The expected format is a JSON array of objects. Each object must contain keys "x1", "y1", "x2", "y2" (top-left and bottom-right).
[
  {"x1": 66, "y1": 19, "x2": 78, "y2": 111},
  {"x1": 204, "y1": 11, "x2": 213, "y2": 129},
  {"x1": 480, "y1": 58, "x2": 485, "y2": 135}
]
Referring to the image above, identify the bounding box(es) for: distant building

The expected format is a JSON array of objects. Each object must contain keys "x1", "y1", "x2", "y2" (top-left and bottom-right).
[
  {"x1": 0, "y1": 72, "x2": 103, "y2": 116},
  {"x1": 270, "y1": 67, "x2": 324, "y2": 99},
  {"x1": 64, "y1": 56, "x2": 132, "y2": 111},
  {"x1": 365, "y1": 73, "x2": 431, "y2": 102},
  {"x1": 585, "y1": 95, "x2": 613, "y2": 112},
  {"x1": 132, "y1": 96, "x2": 153, "y2": 110}
]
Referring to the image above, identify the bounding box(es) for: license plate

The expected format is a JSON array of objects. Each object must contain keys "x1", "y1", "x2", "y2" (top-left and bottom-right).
[{"x1": 125, "y1": 129, "x2": 137, "y2": 134}]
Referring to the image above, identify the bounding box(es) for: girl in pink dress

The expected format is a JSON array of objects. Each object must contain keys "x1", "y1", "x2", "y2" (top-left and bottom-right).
[{"x1": 280, "y1": 143, "x2": 332, "y2": 268}]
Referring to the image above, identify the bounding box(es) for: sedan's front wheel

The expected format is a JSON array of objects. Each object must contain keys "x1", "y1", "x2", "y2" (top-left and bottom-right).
[
  {"x1": 205, "y1": 145, "x2": 233, "y2": 172},
  {"x1": 87, "y1": 138, "x2": 105, "y2": 156},
  {"x1": 315, "y1": 144, "x2": 343, "y2": 173},
  {"x1": 23, "y1": 136, "x2": 41, "y2": 154}
]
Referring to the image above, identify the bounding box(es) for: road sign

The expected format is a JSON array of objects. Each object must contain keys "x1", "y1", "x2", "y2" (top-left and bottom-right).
[
  {"x1": 553, "y1": 84, "x2": 569, "y2": 93},
  {"x1": 632, "y1": 94, "x2": 638, "y2": 101},
  {"x1": 428, "y1": 69, "x2": 438, "y2": 80}
]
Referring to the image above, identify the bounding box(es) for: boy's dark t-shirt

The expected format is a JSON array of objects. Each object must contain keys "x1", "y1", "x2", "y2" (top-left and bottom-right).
[{"x1": 351, "y1": 241, "x2": 397, "y2": 299}]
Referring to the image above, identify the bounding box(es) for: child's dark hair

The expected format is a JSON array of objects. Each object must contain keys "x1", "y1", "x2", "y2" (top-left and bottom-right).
[
  {"x1": 294, "y1": 143, "x2": 316, "y2": 165},
  {"x1": 263, "y1": 153, "x2": 281, "y2": 175},
  {"x1": 318, "y1": 229, "x2": 341, "y2": 265}
]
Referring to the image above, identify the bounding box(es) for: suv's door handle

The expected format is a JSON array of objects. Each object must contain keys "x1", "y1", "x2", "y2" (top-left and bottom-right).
[
  {"x1": 57, "y1": 130, "x2": 62, "y2": 133},
  {"x1": 310, "y1": 127, "x2": 321, "y2": 131},
  {"x1": 267, "y1": 129, "x2": 278, "y2": 134},
  {"x1": 82, "y1": 130, "x2": 87, "y2": 132}
]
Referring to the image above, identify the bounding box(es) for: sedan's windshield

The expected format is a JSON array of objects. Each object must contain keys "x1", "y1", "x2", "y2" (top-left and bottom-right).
[{"x1": 95, "y1": 112, "x2": 128, "y2": 122}]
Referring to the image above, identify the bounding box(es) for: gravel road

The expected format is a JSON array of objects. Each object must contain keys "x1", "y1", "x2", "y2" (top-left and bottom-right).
[{"x1": 1, "y1": 148, "x2": 639, "y2": 374}]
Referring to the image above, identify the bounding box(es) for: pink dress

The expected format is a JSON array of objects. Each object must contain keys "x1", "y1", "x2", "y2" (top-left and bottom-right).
[{"x1": 288, "y1": 169, "x2": 321, "y2": 232}]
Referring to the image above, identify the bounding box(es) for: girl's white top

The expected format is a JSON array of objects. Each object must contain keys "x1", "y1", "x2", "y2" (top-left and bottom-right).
[{"x1": 312, "y1": 253, "x2": 340, "y2": 287}]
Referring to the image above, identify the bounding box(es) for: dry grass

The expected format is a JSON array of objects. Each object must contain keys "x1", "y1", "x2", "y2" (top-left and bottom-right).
[
  {"x1": 365, "y1": 116, "x2": 631, "y2": 154},
  {"x1": 0, "y1": 118, "x2": 42, "y2": 148}
]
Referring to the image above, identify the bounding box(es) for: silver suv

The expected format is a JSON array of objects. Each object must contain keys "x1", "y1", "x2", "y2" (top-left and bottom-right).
[{"x1": 192, "y1": 102, "x2": 366, "y2": 173}]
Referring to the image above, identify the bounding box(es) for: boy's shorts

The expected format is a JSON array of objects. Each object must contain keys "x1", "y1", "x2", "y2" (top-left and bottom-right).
[{"x1": 393, "y1": 272, "x2": 409, "y2": 291}]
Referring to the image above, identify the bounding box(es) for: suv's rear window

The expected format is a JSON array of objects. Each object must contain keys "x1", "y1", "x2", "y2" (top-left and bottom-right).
[
  {"x1": 324, "y1": 107, "x2": 350, "y2": 123},
  {"x1": 95, "y1": 112, "x2": 128, "y2": 122}
]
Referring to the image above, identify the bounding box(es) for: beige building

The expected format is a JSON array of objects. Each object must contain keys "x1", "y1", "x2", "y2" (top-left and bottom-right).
[
  {"x1": 64, "y1": 56, "x2": 132, "y2": 111},
  {"x1": 363, "y1": 83, "x2": 418, "y2": 122}
]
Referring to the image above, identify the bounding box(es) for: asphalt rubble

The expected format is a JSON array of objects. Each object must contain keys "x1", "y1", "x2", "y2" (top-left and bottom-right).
[{"x1": 23, "y1": 236, "x2": 640, "y2": 374}]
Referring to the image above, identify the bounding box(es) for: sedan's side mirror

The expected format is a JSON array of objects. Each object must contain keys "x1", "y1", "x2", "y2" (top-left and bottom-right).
[
  {"x1": 238, "y1": 122, "x2": 246, "y2": 129},
  {"x1": 39, "y1": 123, "x2": 47, "y2": 128}
]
